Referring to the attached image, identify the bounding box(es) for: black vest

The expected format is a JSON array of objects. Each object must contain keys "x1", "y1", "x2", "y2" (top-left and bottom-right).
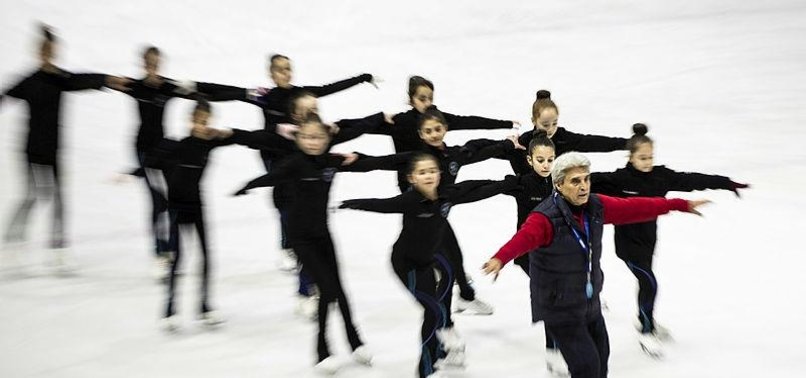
[{"x1": 528, "y1": 192, "x2": 605, "y2": 323}]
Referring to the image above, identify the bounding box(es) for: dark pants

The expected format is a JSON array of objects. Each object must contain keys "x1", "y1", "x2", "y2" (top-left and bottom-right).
[
  {"x1": 4, "y1": 162, "x2": 64, "y2": 247},
  {"x1": 623, "y1": 254, "x2": 657, "y2": 333},
  {"x1": 515, "y1": 258, "x2": 560, "y2": 350},
  {"x1": 165, "y1": 207, "x2": 212, "y2": 317},
  {"x1": 441, "y1": 224, "x2": 475, "y2": 301},
  {"x1": 137, "y1": 151, "x2": 170, "y2": 256},
  {"x1": 292, "y1": 234, "x2": 363, "y2": 362},
  {"x1": 393, "y1": 256, "x2": 451, "y2": 378},
  {"x1": 545, "y1": 311, "x2": 610, "y2": 378}
]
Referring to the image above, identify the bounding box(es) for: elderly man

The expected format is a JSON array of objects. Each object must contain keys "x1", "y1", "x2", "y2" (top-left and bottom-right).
[{"x1": 483, "y1": 152, "x2": 709, "y2": 378}]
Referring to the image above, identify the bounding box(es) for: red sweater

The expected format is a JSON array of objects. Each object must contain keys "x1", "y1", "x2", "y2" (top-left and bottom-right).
[{"x1": 493, "y1": 195, "x2": 689, "y2": 265}]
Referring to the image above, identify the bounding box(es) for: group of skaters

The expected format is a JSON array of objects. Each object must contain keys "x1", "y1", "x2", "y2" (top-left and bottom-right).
[{"x1": 0, "y1": 25, "x2": 750, "y2": 378}]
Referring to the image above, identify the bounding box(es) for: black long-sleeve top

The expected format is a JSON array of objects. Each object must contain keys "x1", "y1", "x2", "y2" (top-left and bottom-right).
[
  {"x1": 503, "y1": 172, "x2": 554, "y2": 230},
  {"x1": 591, "y1": 163, "x2": 733, "y2": 258},
  {"x1": 146, "y1": 129, "x2": 283, "y2": 210},
  {"x1": 340, "y1": 178, "x2": 518, "y2": 266},
  {"x1": 236, "y1": 151, "x2": 409, "y2": 241},
  {"x1": 125, "y1": 78, "x2": 265, "y2": 155},
  {"x1": 507, "y1": 127, "x2": 628, "y2": 175},
  {"x1": 396, "y1": 138, "x2": 515, "y2": 192},
  {"x1": 3, "y1": 68, "x2": 107, "y2": 164},
  {"x1": 371, "y1": 107, "x2": 514, "y2": 155}
]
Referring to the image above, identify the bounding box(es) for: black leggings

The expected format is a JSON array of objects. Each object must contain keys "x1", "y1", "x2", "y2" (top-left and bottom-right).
[
  {"x1": 393, "y1": 255, "x2": 452, "y2": 378},
  {"x1": 4, "y1": 162, "x2": 64, "y2": 247},
  {"x1": 292, "y1": 235, "x2": 363, "y2": 362},
  {"x1": 545, "y1": 312, "x2": 610, "y2": 378},
  {"x1": 165, "y1": 208, "x2": 212, "y2": 317},
  {"x1": 441, "y1": 224, "x2": 475, "y2": 301},
  {"x1": 137, "y1": 151, "x2": 170, "y2": 256},
  {"x1": 622, "y1": 254, "x2": 657, "y2": 333}
]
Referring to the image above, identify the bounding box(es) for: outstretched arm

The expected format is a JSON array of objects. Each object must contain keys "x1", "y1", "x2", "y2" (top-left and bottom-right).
[
  {"x1": 451, "y1": 176, "x2": 521, "y2": 205},
  {"x1": 339, "y1": 151, "x2": 412, "y2": 172},
  {"x1": 599, "y1": 194, "x2": 706, "y2": 225},
  {"x1": 303, "y1": 73, "x2": 373, "y2": 97},
  {"x1": 331, "y1": 112, "x2": 393, "y2": 145},
  {"x1": 339, "y1": 194, "x2": 408, "y2": 214},
  {"x1": 663, "y1": 167, "x2": 748, "y2": 196},
  {"x1": 555, "y1": 128, "x2": 627, "y2": 153},
  {"x1": 443, "y1": 111, "x2": 515, "y2": 131},
  {"x1": 482, "y1": 211, "x2": 554, "y2": 279},
  {"x1": 233, "y1": 158, "x2": 298, "y2": 195}
]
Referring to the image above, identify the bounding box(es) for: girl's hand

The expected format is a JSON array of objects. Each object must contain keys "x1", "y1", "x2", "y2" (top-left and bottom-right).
[
  {"x1": 340, "y1": 152, "x2": 359, "y2": 165},
  {"x1": 384, "y1": 112, "x2": 395, "y2": 125},
  {"x1": 507, "y1": 135, "x2": 526, "y2": 150},
  {"x1": 276, "y1": 123, "x2": 299, "y2": 140},
  {"x1": 482, "y1": 258, "x2": 503, "y2": 281},
  {"x1": 687, "y1": 199, "x2": 712, "y2": 216},
  {"x1": 106, "y1": 76, "x2": 132, "y2": 91}
]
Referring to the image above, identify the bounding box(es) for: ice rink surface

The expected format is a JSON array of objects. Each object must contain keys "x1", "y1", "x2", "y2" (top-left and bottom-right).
[{"x1": 1, "y1": 1, "x2": 805, "y2": 377}]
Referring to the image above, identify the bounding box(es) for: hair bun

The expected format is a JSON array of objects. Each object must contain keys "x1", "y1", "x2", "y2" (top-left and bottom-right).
[
  {"x1": 534, "y1": 129, "x2": 549, "y2": 139},
  {"x1": 41, "y1": 24, "x2": 55, "y2": 42},
  {"x1": 632, "y1": 123, "x2": 648, "y2": 136},
  {"x1": 535, "y1": 89, "x2": 551, "y2": 100}
]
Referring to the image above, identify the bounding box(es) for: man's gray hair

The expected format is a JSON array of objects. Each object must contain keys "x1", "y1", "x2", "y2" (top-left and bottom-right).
[{"x1": 550, "y1": 152, "x2": 591, "y2": 185}]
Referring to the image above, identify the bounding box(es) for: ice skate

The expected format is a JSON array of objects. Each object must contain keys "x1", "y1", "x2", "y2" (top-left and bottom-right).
[
  {"x1": 454, "y1": 297, "x2": 494, "y2": 315},
  {"x1": 546, "y1": 348, "x2": 570, "y2": 377},
  {"x1": 634, "y1": 319, "x2": 673, "y2": 342},
  {"x1": 277, "y1": 248, "x2": 298, "y2": 273},
  {"x1": 295, "y1": 294, "x2": 319, "y2": 321},
  {"x1": 198, "y1": 310, "x2": 225, "y2": 327},
  {"x1": 434, "y1": 349, "x2": 466, "y2": 370},
  {"x1": 638, "y1": 332, "x2": 664, "y2": 358},
  {"x1": 161, "y1": 315, "x2": 181, "y2": 333},
  {"x1": 351, "y1": 345, "x2": 373, "y2": 366},
  {"x1": 48, "y1": 248, "x2": 77, "y2": 276},
  {"x1": 436, "y1": 327, "x2": 466, "y2": 352},
  {"x1": 314, "y1": 356, "x2": 341, "y2": 375}
]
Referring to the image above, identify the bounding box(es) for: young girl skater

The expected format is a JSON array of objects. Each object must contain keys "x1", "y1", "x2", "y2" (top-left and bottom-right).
[
  {"x1": 501, "y1": 130, "x2": 570, "y2": 375},
  {"x1": 0, "y1": 24, "x2": 128, "y2": 268},
  {"x1": 197, "y1": 54, "x2": 378, "y2": 273},
  {"x1": 413, "y1": 106, "x2": 522, "y2": 320},
  {"x1": 591, "y1": 123, "x2": 749, "y2": 356},
  {"x1": 506, "y1": 90, "x2": 628, "y2": 175},
  {"x1": 233, "y1": 113, "x2": 408, "y2": 375},
  {"x1": 148, "y1": 99, "x2": 293, "y2": 330},
  {"x1": 339, "y1": 153, "x2": 520, "y2": 378},
  {"x1": 483, "y1": 152, "x2": 711, "y2": 378}
]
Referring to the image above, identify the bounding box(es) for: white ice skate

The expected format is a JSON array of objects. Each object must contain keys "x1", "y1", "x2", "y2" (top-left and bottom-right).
[
  {"x1": 436, "y1": 327, "x2": 466, "y2": 352},
  {"x1": 546, "y1": 348, "x2": 570, "y2": 377},
  {"x1": 295, "y1": 294, "x2": 319, "y2": 321},
  {"x1": 48, "y1": 248, "x2": 77, "y2": 276},
  {"x1": 454, "y1": 297, "x2": 494, "y2": 315},
  {"x1": 277, "y1": 248, "x2": 298, "y2": 273},
  {"x1": 198, "y1": 310, "x2": 226, "y2": 327},
  {"x1": 434, "y1": 349, "x2": 466, "y2": 370},
  {"x1": 314, "y1": 356, "x2": 341, "y2": 375},
  {"x1": 351, "y1": 345, "x2": 373, "y2": 366},
  {"x1": 638, "y1": 332, "x2": 664, "y2": 358},
  {"x1": 160, "y1": 315, "x2": 181, "y2": 333},
  {"x1": 634, "y1": 319, "x2": 673, "y2": 342}
]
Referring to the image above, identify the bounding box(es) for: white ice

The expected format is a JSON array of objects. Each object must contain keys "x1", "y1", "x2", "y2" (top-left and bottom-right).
[{"x1": 1, "y1": 1, "x2": 805, "y2": 377}]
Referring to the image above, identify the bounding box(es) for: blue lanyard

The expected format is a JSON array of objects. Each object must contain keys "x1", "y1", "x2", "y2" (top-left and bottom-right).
[{"x1": 554, "y1": 193, "x2": 594, "y2": 299}]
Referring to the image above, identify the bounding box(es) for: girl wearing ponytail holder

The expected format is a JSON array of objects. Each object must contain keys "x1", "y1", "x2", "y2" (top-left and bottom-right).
[
  {"x1": 0, "y1": 24, "x2": 128, "y2": 265},
  {"x1": 483, "y1": 152, "x2": 710, "y2": 378},
  {"x1": 506, "y1": 90, "x2": 629, "y2": 175},
  {"x1": 590, "y1": 123, "x2": 748, "y2": 356}
]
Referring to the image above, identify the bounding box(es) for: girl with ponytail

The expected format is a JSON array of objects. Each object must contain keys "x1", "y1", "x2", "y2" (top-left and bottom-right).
[{"x1": 591, "y1": 123, "x2": 749, "y2": 356}]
